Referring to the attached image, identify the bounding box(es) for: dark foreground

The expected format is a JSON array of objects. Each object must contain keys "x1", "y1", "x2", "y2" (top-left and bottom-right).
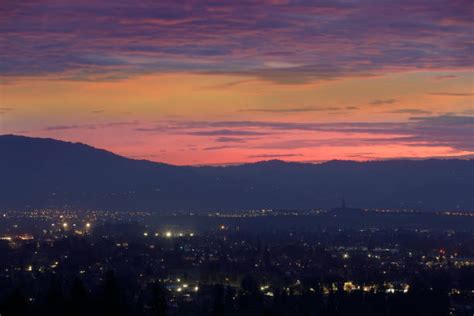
[{"x1": 0, "y1": 209, "x2": 473, "y2": 315}]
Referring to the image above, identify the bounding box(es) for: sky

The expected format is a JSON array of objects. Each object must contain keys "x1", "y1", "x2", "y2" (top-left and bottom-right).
[{"x1": 1, "y1": 0, "x2": 473, "y2": 165}]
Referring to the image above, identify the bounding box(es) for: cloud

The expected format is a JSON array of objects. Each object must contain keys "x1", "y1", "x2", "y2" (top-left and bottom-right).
[
  {"x1": 429, "y1": 92, "x2": 474, "y2": 97},
  {"x1": 164, "y1": 119, "x2": 399, "y2": 133},
  {"x1": 0, "y1": 107, "x2": 13, "y2": 114},
  {"x1": 263, "y1": 61, "x2": 304, "y2": 69},
  {"x1": 135, "y1": 127, "x2": 170, "y2": 132},
  {"x1": 239, "y1": 106, "x2": 341, "y2": 113},
  {"x1": 409, "y1": 115, "x2": 474, "y2": 125},
  {"x1": 203, "y1": 79, "x2": 255, "y2": 90},
  {"x1": 369, "y1": 99, "x2": 397, "y2": 105},
  {"x1": 44, "y1": 125, "x2": 94, "y2": 131},
  {"x1": 187, "y1": 129, "x2": 269, "y2": 136},
  {"x1": 155, "y1": 114, "x2": 474, "y2": 152},
  {"x1": 1, "y1": 0, "x2": 473, "y2": 83},
  {"x1": 43, "y1": 121, "x2": 139, "y2": 131},
  {"x1": 202, "y1": 145, "x2": 233, "y2": 151},
  {"x1": 388, "y1": 109, "x2": 432, "y2": 114},
  {"x1": 247, "y1": 153, "x2": 303, "y2": 158},
  {"x1": 215, "y1": 137, "x2": 249, "y2": 143},
  {"x1": 433, "y1": 75, "x2": 458, "y2": 80},
  {"x1": 462, "y1": 108, "x2": 474, "y2": 115}
]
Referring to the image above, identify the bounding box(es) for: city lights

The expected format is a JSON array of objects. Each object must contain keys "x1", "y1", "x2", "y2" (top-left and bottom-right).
[{"x1": 0, "y1": 208, "x2": 471, "y2": 315}]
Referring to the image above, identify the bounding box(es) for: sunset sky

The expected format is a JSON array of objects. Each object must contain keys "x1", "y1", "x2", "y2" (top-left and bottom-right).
[{"x1": 1, "y1": 0, "x2": 473, "y2": 165}]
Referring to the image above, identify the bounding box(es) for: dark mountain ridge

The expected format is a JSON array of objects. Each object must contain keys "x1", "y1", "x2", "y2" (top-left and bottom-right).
[{"x1": 1, "y1": 134, "x2": 473, "y2": 211}]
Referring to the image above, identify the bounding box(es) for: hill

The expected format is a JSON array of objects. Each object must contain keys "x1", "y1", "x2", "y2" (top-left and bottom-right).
[{"x1": 1, "y1": 135, "x2": 472, "y2": 211}]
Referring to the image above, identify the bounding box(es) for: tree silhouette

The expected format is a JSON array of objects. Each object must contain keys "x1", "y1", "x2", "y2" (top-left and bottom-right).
[
  {"x1": 101, "y1": 270, "x2": 126, "y2": 316},
  {"x1": 0, "y1": 288, "x2": 28, "y2": 316},
  {"x1": 68, "y1": 277, "x2": 89, "y2": 316},
  {"x1": 148, "y1": 282, "x2": 167, "y2": 316},
  {"x1": 43, "y1": 277, "x2": 65, "y2": 316}
]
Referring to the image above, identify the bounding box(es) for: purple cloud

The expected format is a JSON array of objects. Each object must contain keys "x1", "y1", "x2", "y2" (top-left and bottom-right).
[
  {"x1": 149, "y1": 114, "x2": 474, "y2": 152},
  {"x1": 202, "y1": 145, "x2": 233, "y2": 151},
  {"x1": 187, "y1": 129, "x2": 269, "y2": 136},
  {"x1": 43, "y1": 121, "x2": 139, "y2": 131},
  {"x1": 247, "y1": 153, "x2": 303, "y2": 159},
  {"x1": 215, "y1": 137, "x2": 249, "y2": 143},
  {"x1": 1, "y1": 0, "x2": 472, "y2": 82}
]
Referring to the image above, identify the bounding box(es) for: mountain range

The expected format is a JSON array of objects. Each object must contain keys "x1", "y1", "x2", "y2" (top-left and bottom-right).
[{"x1": 1, "y1": 134, "x2": 473, "y2": 211}]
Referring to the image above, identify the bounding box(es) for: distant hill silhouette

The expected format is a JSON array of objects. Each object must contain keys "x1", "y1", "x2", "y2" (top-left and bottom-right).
[{"x1": 1, "y1": 134, "x2": 473, "y2": 211}]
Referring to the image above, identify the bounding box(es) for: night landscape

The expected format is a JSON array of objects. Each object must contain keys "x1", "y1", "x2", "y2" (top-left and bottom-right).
[{"x1": 0, "y1": 1, "x2": 473, "y2": 315}]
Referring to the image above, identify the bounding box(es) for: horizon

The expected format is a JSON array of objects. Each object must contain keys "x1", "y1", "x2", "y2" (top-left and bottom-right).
[
  {"x1": 1, "y1": 1, "x2": 473, "y2": 165},
  {"x1": 2, "y1": 133, "x2": 474, "y2": 167}
]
